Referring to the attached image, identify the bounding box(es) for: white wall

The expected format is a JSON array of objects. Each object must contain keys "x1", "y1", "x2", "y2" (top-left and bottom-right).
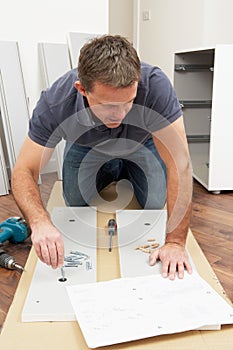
[
  {"x1": 138, "y1": 0, "x2": 204, "y2": 80},
  {"x1": 0, "y1": 0, "x2": 108, "y2": 113},
  {"x1": 109, "y1": 0, "x2": 134, "y2": 42},
  {"x1": 137, "y1": 0, "x2": 233, "y2": 81}
]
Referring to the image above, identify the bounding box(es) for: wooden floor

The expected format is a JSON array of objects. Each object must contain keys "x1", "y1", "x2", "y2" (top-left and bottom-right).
[
  {"x1": 0, "y1": 173, "x2": 232, "y2": 332},
  {"x1": 190, "y1": 181, "x2": 233, "y2": 302}
]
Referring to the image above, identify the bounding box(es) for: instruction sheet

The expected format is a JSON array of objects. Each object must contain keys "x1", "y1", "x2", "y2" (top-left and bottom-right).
[{"x1": 67, "y1": 271, "x2": 233, "y2": 348}]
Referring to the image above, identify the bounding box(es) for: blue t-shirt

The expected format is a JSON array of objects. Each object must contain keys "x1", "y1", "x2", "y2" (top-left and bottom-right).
[{"x1": 29, "y1": 62, "x2": 182, "y2": 150}]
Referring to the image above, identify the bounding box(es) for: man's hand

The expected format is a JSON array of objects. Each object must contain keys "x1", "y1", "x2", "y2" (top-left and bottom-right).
[
  {"x1": 31, "y1": 221, "x2": 64, "y2": 269},
  {"x1": 149, "y1": 243, "x2": 192, "y2": 280}
]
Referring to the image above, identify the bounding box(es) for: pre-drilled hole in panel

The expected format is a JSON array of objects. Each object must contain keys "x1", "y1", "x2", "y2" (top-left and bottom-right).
[{"x1": 58, "y1": 277, "x2": 67, "y2": 282}]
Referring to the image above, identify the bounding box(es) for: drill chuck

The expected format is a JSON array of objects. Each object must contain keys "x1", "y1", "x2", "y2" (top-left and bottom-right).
[{"x1": 0, "y1": 249, "x2": 24, "y2": 272}]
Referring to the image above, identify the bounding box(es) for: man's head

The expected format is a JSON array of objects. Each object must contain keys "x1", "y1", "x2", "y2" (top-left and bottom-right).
[
  {"x1": 75, "y1": 35, "x2": 141, "y2": 128},
  {"x1": 77, "y1": 35, "x2": 141, "y2": 92}
]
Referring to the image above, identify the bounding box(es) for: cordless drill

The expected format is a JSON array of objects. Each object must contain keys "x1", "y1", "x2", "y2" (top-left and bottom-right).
[
  {"x1": 0, "y1": 217, "x2": 31, "y2": 272},
  {"x1": 0, "y1": 217, "x2": 30, "y2": 244}
]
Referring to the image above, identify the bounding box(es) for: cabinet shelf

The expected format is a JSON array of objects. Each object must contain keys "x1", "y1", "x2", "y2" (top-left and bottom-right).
[
  {"x1": 180, "y1": 100, "x2": 212, "y2": 109},
  {"x1": 175, "y1": 64, "x2": 214, "y2": 72},
  {"x1": 187, "y1": 135, "x2": 210, "y2": 143}
]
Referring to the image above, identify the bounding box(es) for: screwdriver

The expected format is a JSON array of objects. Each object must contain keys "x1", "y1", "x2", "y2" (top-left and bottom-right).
[
  {"x1": 0, "y1": 249, "x2": 24, "y2": 272},
  {"x1": 108, "y1": 219, "x2": 117, "y2": 252}
]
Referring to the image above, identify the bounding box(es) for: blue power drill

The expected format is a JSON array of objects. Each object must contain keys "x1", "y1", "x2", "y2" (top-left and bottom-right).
[{"x1": 0, "y1": 217, "x2": 31, "y2": 244}]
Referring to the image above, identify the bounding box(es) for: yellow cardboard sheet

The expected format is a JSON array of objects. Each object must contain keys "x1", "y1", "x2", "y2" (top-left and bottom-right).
[{"x1": 0, "y1": 181, "x2": 232, "y2": 350}]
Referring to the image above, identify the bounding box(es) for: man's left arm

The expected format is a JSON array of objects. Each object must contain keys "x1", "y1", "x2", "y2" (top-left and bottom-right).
[{"x1": 150, "y1": 116, "x2": 193, "y2": 280}]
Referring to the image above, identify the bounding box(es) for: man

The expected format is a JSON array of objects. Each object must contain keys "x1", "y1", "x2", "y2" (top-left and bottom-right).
[{"x1": 12, "y1": 35, "x2": 193, "y2": 280}]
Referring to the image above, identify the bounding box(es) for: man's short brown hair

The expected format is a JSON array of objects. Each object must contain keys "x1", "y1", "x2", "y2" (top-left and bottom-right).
[{"x1": 77, "y1": 35, "x2": 141, "y2": 92}]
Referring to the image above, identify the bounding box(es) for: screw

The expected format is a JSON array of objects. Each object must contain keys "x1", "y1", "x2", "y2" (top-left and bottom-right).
[
  {"x1": 86, "y1": 260, "x2": 92, "y2": 270},
  {"x1": 70, "y1": 250, "x2": 89, "y2": 259},
  {"x1": 58, "y1": 267, "x2": 67, "y2": 282}
]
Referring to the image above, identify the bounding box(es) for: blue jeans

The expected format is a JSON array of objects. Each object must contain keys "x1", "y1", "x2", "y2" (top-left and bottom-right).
[{"x1": 62, "y1": 138, "x2": 166, "y2": 208}]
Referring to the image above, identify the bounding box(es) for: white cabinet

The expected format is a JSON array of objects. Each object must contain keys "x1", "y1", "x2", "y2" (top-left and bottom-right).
[{"x1": 174, "y1": 45, "x2": 233, "y2": 192}]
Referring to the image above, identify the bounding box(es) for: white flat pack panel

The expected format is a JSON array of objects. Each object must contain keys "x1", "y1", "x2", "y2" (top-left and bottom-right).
[
  {"x1": 22, "y1": 207, "x2": 97, "y2": 322},
  {"x1": 39, "y1": 42, "x2": 72, "y2": 180},
  {"x1": 116, "y1": 210, "x2": 167, "y2": 278},
  {"x1": 67, "y1": 32, "x2": 99, "y2": 68},
  {"x1": 0, "y1": 41, "x2": 29, "y2": 173},
  {"x1": 38, "y1": 42, "x2": 71, "y2": 86},
  {"x1": 117, "y1": 210, "x2": 196, "y2": 278},
  {"x1": 0, "y1": 78, "x2": 9, "y2": 196},
  {"x1": 0, "y1": 134, "x2": 9, "y2": 195}
]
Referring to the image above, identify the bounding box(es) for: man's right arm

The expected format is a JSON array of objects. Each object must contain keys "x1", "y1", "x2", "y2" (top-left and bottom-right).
[{"x1": 11, "y1": 136, "x2": 64, "y2": 269}]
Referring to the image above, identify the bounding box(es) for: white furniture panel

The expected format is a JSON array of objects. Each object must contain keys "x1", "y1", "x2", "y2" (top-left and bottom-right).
[
  {"x1": 67, "y1": 32, "x2": 99, "y2": 68},
  {"x1": 0, "y1": 131, "x2": 9, "y2": 195},
  {"x1": 174, "y1": 45, "x2": 233, "y2": 191},
  {"x1": 0, "y1": 73, "x2": 10, "y2": 195},
  {"x1": 39, "y1": 43, "x2": 72, "y2": 179},
  {"x1": 39, "y1": 43, "x2": 71, "y2": 87},
  {"x1": 117, "y1": 209, "x2": 196, "y2": 279},
  {"x1": 22, "y1": 207, "x2": 97, "y2": 322},
  {"x1": 0, "y1": 41, "x2": 29, "y2": 173},
  {"x1": 116, "y1": 210, "x2": 167, "y2": 278}
]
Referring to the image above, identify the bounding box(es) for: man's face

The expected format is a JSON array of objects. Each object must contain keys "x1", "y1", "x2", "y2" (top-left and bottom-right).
[{"x1": 75, "y1": 81, "x2": 138, "y2": 128}]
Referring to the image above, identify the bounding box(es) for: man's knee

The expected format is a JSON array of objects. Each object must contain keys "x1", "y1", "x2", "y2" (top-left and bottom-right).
[
  {"x1": 137, "y1": 190, "x2": 166, "y2": 209},
  {"x1": 143, "y1": 193, "x2": 166, "y2": 209},
  {"x1": 62, "y1": 186, "x2": 88, "y2": 207}
]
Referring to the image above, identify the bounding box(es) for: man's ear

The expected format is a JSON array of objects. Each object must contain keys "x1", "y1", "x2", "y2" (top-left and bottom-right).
[{"x1": 74, "y1": 81, "x2": 87, "y2": 96}]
